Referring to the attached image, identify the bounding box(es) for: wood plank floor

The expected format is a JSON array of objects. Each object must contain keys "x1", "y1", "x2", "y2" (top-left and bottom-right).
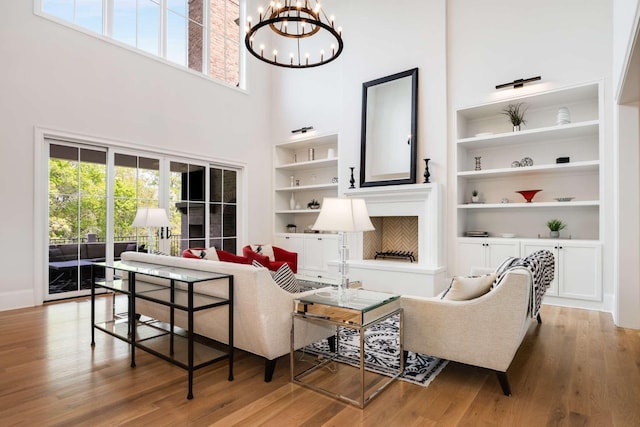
[{"x1": 0, "y1": 296, "x2": 639, "y2": 426}]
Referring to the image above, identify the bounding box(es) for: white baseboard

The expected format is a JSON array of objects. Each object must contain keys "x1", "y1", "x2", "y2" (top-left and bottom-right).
[
  {"x1": 0, "y1": 289, "x2": 37, "y2": 312},
  {"x1": 542, "y1": 293, "x2": 613, "y2": 313}
]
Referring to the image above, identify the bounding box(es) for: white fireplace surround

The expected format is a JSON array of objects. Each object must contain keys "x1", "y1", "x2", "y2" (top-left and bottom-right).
[{"x1": 343, "y1": 183, "x2": 447, "y2": 297}]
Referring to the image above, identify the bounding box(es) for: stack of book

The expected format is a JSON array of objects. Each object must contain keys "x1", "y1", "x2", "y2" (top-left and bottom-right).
[{"x1": 465, "y1": 231, "x2": 489, "y2": 237}]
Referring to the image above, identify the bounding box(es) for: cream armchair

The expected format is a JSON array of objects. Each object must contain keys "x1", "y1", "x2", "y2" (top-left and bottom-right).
[{"x1": 401, "y1": 268, "x2": 535, "y2": 396}]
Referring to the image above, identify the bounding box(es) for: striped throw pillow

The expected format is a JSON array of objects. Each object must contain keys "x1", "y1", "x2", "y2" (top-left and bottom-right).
[{"x1": 272, "y1": 263, "x2": 300, "y2": 293}]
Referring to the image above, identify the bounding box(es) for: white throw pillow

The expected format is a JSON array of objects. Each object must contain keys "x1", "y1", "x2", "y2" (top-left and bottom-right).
[
  {"x1": 203, "y1": 247, "x2": 219, "y2": 261},
  {"x1": 442, "y1": 273, "x2": 497, "y2": 301},
  {"x1": 250, "y1": 244, "x2": 275, "y2": 261}
]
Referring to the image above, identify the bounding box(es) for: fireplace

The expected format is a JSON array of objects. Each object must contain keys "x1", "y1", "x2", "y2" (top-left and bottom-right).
[
  {"x1": 364, "y1": 216, "x2": 419, "y2": 262},
  {"x1": 344, "y1": 184, "x2": 446, "y2": 297}
]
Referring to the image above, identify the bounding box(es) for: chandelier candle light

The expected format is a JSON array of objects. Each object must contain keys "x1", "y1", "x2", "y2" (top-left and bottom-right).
[
  {"x1": 245, "y1": 0, "x2": 344, "y2": 68},
  {"x1": 312, "y1": 198, "x2": 374, "y2": 301}
]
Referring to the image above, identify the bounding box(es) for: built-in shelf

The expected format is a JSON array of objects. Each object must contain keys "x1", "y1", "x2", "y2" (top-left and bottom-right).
[
  {"x1": 275, "y1": 183, "x2": 338, "y2": 192},
  {"x1": 275, "y1": 209, "x2": 324, "y2": 214},
  {"x1": 458, "y1": 200, "x2": 600, "y2": 209},
  {"x1": 457, "y1": 120, "x2": 599, "y2": 149},
  {"x1": 457, "y1": 160, "x2": 599, "y2": 179},
  {"x1": 275, "y1": 158, "x2": 338, "y2": 172}
]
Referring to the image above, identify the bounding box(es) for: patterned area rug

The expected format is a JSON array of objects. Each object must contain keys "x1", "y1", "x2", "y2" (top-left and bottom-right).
[{"x1": 304, "y1": 314, "x2": 448, "y2": 387}]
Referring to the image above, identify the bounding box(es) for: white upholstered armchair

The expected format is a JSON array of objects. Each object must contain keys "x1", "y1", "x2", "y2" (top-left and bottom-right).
[{"x1": 401, "y1": 268, "x2": 536, "y2": 396}]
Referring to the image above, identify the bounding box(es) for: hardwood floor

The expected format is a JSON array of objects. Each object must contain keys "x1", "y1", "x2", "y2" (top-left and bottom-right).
[{"x1": 0, "y1": 296, "x2": 639, "y2": 426}]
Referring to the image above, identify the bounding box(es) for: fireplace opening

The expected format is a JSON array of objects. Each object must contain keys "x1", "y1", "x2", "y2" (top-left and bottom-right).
[{"x1": 363, "y1": 216, "x2": 419, "y2": 262}]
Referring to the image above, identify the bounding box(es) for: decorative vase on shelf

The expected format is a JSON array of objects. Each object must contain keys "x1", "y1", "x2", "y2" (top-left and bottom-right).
[
  {"x1": 513, "y1": 125, "x2": 520, "y2": 132},
  {"x1": 550, "y1": 231, "x2": 560, "y2": 238},
  {"x1": 474, "y1": 156, "x2": 481, "y2": 171},
  {"x1": 516, "y1": 189, "x2": 542, "y2": 203},
  {"x1": 290, "y1": 193, "x2": 296, "y2": 210},
  {"x1": 556, "y1": 107, "x2": 571, "y2": 125},
  {"x1": 423, "y1": 158, "x2": 431, "y2": 183},
  {"x1": 349, "y1": 167, "x2": 356, "y2": 189}
]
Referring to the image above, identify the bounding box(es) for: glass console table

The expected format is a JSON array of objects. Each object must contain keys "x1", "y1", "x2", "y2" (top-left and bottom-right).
[
  {"x1": 91, "y1": 260, "x2": 233, "y2": 399},
  {"x1": 291, "y1": 289, "x2": 403, "y2": 408}
]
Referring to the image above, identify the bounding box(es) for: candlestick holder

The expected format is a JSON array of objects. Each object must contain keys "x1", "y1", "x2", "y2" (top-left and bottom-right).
[
  {"x1": 423, "y1": 158, "x2": 431, "y2": 183},
  {"x1": 349, "y1": 167, "x2": 356, "y2": 189}
]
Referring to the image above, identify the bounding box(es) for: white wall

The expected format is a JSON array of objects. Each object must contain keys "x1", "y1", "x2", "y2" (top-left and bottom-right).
[
  {"x1": 0, "y1": 1, "x2": 273, "y2": 310},
  {"x1": 613, "y1": 0, "x2": 640, "y2": 328},
  {"x1": 447, "y1": 0, "x2": 615, "y2": 307},
  {"x1": 268, "y1": 0, "x2": 448, "y2": 199},
  {"x1": 613, "y1": 0, "x2": 640, "y2": 95}
]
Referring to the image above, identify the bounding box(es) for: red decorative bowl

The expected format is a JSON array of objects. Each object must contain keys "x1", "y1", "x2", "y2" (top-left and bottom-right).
[{"x1": 516, "y1": 189, "x2": 542, "y2": 203}]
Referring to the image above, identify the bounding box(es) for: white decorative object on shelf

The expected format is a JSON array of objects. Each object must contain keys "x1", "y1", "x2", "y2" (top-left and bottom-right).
[
  {"x1": 556, "y1": 107, "x2": 571, "y2": 125},
  {"x1": 290, "y1": 193, "x2": 296, "y2": 210}
]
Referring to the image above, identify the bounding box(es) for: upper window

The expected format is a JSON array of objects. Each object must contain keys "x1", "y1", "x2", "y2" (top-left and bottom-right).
[{"x1": 40, "y1": 0, "x2": 241, "y2": 87}]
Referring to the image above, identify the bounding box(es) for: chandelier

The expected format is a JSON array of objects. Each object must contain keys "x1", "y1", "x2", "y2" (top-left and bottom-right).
[{"x1": 245, "y1": 1, "x2": 344, "y2": 68}]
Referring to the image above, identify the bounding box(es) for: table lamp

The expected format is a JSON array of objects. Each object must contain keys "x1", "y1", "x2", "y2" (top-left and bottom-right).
[
  {"x1": 132, "y1": 207, "x2": 171, "y2": 253},
  {"x1": 312, "y1": 198, "x2": 374, "y2": 296}
]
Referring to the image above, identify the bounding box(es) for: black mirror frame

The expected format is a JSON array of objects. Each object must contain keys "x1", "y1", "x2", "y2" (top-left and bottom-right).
[{"x1": 360, "y1": 67, "x2": 418, "y2": 188}]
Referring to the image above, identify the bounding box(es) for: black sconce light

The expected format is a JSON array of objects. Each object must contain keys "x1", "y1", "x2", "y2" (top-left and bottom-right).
[
  {"x1": 495, "y1": 76, "x2": 541, "y2": 90},
  {"x1": 291, "y1": 126, "x2": 314, "y2": 134}
]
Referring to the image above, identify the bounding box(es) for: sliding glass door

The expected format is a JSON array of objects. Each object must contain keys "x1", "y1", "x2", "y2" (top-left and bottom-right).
[
  {"x1": 48, "y1": 143, "x2": 107, "y2": 297},
  {"x1": 46, "y1": 139, "x2": 241, "y2": 301}
]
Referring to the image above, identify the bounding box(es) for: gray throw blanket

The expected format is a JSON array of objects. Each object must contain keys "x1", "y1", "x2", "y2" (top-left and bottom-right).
[{"x1": 495, "y1": 250, "x2": 555, "y2": 318}]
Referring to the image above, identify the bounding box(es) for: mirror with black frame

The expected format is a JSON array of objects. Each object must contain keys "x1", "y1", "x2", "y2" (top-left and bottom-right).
[{"x1": 360, "y1": 68, "x2": 418, "y2": 187}]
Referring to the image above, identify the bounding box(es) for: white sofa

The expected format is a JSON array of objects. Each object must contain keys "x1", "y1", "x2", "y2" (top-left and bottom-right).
[
  {"x1": 120, "y1": 251, "x2": 333, "y2": 381},
  {"x1": 401, "y1": 268, "x2": 535, "y2": 395}
]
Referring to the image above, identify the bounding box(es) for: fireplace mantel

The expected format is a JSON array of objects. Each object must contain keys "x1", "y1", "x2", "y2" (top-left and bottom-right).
[{"x1": 342, "y1": 183, "x2": 446, "y2": 297}]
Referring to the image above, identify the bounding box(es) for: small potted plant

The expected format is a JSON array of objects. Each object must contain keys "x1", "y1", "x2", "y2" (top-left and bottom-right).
[
  {"x1": 307, "y1": 199, "x2": 320, "y2": 209},
  {"x1": 547, "y1": 219, "x2": 566, "y2": 238},
  {"x1": 471, "y1": 190, "x2": 479, "y2": 203},
  {"x1": 501, "y1": 102, "x2": 527, "y2": 131}
]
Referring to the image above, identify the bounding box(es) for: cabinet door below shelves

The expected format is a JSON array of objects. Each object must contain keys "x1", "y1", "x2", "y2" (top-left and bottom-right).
[
  {"x1": 303, "y1": 235, "x2": 338, "y2": 272},
  {"x1": 457, "y1": 241, "x2": 487, "y2": 275},
  {"x1": 520, "y1": 240, "x2": 601, "y2": 301},
  {"x1": 274, "y1": 235, "x2": 304, "y2": 256},
  {"x1": 558, "y1": 243, "x2": 601, "y2": 301},
  {"x1": 457, "y1": 239, "x2": 519, "y2": 275},
  {"x1": 486, "y1": 240, "x2": 520, "y2": 269},
  {"x1": 521, "y1": 241, "x2": 558, "y2": 296},
  {"x1": 303, "y1": 236, "x2": 325, "y2": 272}
]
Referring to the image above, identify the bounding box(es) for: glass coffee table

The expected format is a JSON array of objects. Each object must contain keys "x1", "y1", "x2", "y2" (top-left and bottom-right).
[{"x1": 290, "y1": 288, "x2": 403, "y2": 408}]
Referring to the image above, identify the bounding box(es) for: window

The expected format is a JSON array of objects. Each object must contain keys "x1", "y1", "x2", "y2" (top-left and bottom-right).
[
  {"x1": 40, "y1": 0, "x2": 241, "y2": 87},
  {"x1": 170, "y1": 162, "x2": 238, "y2": 254}
]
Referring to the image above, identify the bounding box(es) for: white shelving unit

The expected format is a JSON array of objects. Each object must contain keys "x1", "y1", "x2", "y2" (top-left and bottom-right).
[
  {"x1": 454, "y1": 82, "x2": 604, "y2": 304},
  {"x1": 273, "y1": 133, "x2": 341, "y2": 284},
  {"x1": 455, "y1": 82, "x2": 602, "y2": 241},
  {"x1": 273, "y1": 132, "x2": 339, "y2": 233}
]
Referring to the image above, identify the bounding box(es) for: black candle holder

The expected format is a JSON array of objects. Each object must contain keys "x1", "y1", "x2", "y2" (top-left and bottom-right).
[
  {"x1": 423, "y1": 158, "x2": 431, "y2": 183},
  {"x1": 349, "y1": 167, "x2": 356, "y2": 189}
]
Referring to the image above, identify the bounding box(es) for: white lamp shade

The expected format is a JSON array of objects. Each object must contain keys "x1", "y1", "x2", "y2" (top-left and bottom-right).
[
  {"x1": 132, "y1": 208, "x2": 171, "y2": 227},
  {"x1": 312, "y1": 198, "x2": 375, "y2": 232}
]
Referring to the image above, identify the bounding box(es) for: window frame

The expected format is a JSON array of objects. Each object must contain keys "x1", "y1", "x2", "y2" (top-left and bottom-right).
[
  {"x1": 33, "y1": 0, "x2": 245, "y2": 90},
  {"x1": 35, "y1": 127, "x2": 246, "y2": 303}
]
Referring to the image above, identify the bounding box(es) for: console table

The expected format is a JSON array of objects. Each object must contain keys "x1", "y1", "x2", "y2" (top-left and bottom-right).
[
  {"x1": 91, "y1": 260, "x2": 233, "y2": 399},
  {"x1": 291, "y1": 289, "x2": 403, "y2": 408}
]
